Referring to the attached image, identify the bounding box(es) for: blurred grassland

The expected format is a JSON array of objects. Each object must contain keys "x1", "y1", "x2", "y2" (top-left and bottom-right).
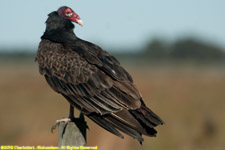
[{"x1": 0, "y1": 61, "x2": 225, "y2": 150}]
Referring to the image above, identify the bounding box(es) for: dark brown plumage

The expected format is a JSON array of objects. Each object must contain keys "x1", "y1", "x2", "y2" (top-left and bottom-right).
[{"x1": 35, "y1": 6, "x2": 163, "y2": 142}]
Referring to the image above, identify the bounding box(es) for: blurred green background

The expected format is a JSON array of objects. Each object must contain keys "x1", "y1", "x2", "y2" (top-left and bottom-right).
[{"x1": 1, "y1": 1, "x2": 225, "y2": 150}]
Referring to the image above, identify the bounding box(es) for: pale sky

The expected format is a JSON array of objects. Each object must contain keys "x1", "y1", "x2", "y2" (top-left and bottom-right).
[{"x1": 0, "y1": 0, "x2": 225, "y2": 51}]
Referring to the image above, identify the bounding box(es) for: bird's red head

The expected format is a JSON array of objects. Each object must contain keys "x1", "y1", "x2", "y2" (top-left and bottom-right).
[{"x1": 57, "y1": 6, "x2": 83, "y2": 26}]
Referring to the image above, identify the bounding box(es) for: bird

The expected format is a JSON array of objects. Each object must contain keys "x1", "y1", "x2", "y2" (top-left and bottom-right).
[{"x1": 35, "y1": 6, "x2": 164, "y2": 142}]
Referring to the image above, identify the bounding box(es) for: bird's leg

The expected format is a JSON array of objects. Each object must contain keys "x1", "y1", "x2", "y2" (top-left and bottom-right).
[
  {"x1": 73, "y1": 112, "x2": 88, "y2": 140},
  {"x1": 69, "y1": 104, "x2": 75, "y2": 120},
  {"x1": 51, "y1": 104, "x2": 74, "y2": 133},
  {"x1": 79, "y1": 112, "x2": 85, "y2": 120}
]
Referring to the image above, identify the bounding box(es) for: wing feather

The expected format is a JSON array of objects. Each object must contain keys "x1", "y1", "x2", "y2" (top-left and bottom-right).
[
  {"x1": 36, "y1": 39, "x2": 142, "y2": 115},
  {"x1": 36, "y1": 39, "x2": 163, "y2": 141}
]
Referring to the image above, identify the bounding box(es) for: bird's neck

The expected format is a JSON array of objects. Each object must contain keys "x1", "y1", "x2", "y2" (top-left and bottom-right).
[
  {"x1": 41, "y1": 12, "x2": 78, "y2": 43},
  {"x1": 41, "y1": 28, "x2": 77, "y2": 44}
]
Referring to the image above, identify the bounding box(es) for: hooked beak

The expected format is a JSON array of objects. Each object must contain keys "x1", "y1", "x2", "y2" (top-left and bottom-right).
[{"x1": 77, "y1": 19, "x2": 84, "y2": 26}]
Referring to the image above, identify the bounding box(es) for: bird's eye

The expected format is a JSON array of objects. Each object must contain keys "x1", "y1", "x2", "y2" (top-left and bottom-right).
[{"x1": 65, "y1": 12, "x2": 73, "y2": 17}]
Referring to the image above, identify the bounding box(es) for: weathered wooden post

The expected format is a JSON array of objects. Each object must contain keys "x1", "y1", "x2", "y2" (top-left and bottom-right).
[{"x1": 58, "y1": 114, "x2": 87, "y2": 150}]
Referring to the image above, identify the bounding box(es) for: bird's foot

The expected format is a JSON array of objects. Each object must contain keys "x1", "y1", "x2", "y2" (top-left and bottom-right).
[{"x1": 51, "y1": 118, "x2": 71, "y2": 133}]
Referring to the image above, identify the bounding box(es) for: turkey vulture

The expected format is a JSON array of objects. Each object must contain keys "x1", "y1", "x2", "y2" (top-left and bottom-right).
[{"x1": 35, "y1": 6, "x2": 163, "y2": 142}]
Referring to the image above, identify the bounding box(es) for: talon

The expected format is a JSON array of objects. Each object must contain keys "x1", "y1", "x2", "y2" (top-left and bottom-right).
[{"x1": 51, "y1": 118, "x2": 71, "y2": 133}]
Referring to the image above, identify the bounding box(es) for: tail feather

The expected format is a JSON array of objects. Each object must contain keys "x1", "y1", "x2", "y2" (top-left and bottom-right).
[
  {"x1": 104, "y1": 114, "x2": 144, "y2": 142},
  {"x1": 69, "y1": 96, "x2": 163, "y2": 141},
  {"x1": 143, "y1": 106, "x2": 164, "y2": 125},
  {"x1": 87, "y1": 113, "x2": 124, "y2": 139},
  {"x1": 88, "y1": 112, "x2": 144, "y2": 142},
  {"x1": 87, "y1": 105, "x2": 164, "y2": 141},
  {"x1": 130, "y1": 105, "x2": 164, "y2": 136},
  {"x1": 130, "y1": 110, "x2": 156, "y2": 128}
]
